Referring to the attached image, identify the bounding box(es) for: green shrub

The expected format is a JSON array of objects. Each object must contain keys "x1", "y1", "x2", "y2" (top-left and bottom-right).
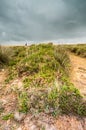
[
  {"x1": 77, "y1": 101, "x2": 86, "y2": 116},
  {"x1": 0, "y1": 46, "x2": 12, "y2": 68},
  {"x1": 59, "y1": 85, "x2": 86, "y2": 116}
]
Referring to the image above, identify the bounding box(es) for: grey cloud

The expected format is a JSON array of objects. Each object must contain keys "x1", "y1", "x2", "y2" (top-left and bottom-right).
[{"x1": 0, "y1": 0, "x2": 86, "y2": 44}]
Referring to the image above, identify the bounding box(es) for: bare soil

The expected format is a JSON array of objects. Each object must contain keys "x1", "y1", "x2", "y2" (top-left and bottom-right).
[{"x1": 69, "y1": 54, "x2": 86, "y2": 97}]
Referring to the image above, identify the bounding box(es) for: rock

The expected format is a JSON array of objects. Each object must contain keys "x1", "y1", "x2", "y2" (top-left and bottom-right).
[
  {"x1": 17, "y1": 127, "x2": 22, "y2": 130},
  {"x1": 0, "y1": 99, "x2": 7, "y2": 105},
  {"x1": 25, "y1": 122, "x2": 39, "y2": 130},
  {"x1": 29, "y1": 123, "x2": 39, "y2": 130},
  {"x1": 3, "y1": 125, "x2": 10, "y2": 130},
  {"x1": 45, "y1": 124, "x2": 57, "y2": 130},
  {"x1": 14, "y1": 111, "x2": 26, "y2": 122},
  {"x1": 2, "y1": 69, "x2": 5, "y2": 72}
]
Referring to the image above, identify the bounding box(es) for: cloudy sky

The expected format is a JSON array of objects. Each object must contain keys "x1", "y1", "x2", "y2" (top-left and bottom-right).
[{"x1": 0, "y1": 0, "x2": 86, "y2": 44}]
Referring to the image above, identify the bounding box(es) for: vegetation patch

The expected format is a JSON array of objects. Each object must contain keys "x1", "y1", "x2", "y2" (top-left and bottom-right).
[
  {"x1": 5, "y1": 44, "x2": 70, "y2": 86},
  {"x1": 65, "y1": 44, "x2": 86, "y2": 58},
  {"x1": 2, "y1": 113, "x2": 14, "y2": 120},
  {"x1": 1, "y1": 43, "x2": 86, "y2": 117},
  {"x1": 0, "y1": 46, "x2": 13, "y2": 69},
  {"x1": 17, "y1": 91, "x2": 29, "y2": 113},
  {"x1": 59, "y1": 85, "x2": 84, "y2": 114}
]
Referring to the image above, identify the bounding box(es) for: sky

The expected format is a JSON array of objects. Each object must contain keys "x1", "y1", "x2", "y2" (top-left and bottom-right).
[{"x1": 0, "y1": 0, "x2": 86, "y2": 45}]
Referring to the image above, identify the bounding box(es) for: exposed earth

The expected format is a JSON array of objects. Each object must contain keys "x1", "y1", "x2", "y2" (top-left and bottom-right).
[{"x1": 69, "y1": 54, "x2": 86, "y2": 97}]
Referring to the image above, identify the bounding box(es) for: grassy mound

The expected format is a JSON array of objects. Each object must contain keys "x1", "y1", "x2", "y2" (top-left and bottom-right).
[
  {"x1": 1, "y1": 43, "x2": 86, "y2": 117},
  {"x1": 6, "y1": 44, "x2": 70, "y2": 86}
]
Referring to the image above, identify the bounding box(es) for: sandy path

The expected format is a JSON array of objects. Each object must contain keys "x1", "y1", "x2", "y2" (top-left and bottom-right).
[
  {"x1": 0, "y1": 69, "x2": 7, "y2": 85},
  {"x1": 69, "y1": 54, "x2": 86, "y2": 97}
]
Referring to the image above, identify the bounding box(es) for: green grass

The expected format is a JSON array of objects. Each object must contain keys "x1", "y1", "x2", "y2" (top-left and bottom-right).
[
  {"x1": 2, "y1": 113, "x2": 14, "y2": 120},
  {"x1": 6, "y1": 43, "x2": 70, "y2": 86},
  {"x1": 17, "y1": 91, "x2": 28, "y2": 113},
  {"x1": 15, "y1": 82, "x2": 86, "y2": 116}
]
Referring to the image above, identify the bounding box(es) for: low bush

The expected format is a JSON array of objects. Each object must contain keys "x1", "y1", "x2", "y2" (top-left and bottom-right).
[
  {"x1": 0, "y1": 46, "x2": 12, "y2": 68},
  {"x1": 59, "y1": 85, "x2": 86, "y2": 116},
  {"x1": 54, "y1": 45, "x2": 70, "y2": 75},
  {"x1": 66, "y1": 44, "x2": 86, "y2": 58}
]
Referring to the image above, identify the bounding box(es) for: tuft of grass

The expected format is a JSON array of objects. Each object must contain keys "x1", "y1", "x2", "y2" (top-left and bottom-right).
[
  {"x1": 2, "y1": 113, "x2": 14, "y2": 120},
  {"x1": 54, "y1": 45, "x2": 70, "y2": 76},
  {"x1": 47, "y1": 86, "x2": 58, "y2": 109},
  {"x1": 18, "y1": 91, "x2": 29, "y2": 113}
]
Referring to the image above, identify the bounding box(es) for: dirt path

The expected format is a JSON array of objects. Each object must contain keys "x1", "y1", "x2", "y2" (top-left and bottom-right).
[
  {"x1": 0, "y1": 69, "x2": 6, "y2": 84},
  {"x1": 0, "y1": 69, "x2": 7, "y2": 89},
  {"x1": 69, "y1": 53, "x2": 86, "y2": 97}
]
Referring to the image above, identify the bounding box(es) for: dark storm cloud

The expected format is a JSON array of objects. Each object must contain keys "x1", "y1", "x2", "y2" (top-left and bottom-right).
[{"x1": 0, "y1": 0, "x2": 86, "y2": 44}]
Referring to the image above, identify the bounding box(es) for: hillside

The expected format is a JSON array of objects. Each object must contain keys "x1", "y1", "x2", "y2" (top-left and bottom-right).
[{"x1": 0, "y1": 43, "x2": 86, "y2": 130}]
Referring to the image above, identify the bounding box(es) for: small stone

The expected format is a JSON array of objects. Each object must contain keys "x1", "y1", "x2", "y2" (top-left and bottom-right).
[
  {"x1": 17, "y1": 127, "x2": 22, "y2": 130},
  {"x1": 45, "y1": 124, "x2": 57, "y2": 130},
  {"x1": 2, "y1": 69, "x2": 4, "y2": 72},
  {"x1": 14, "y1": 111, "x2": 26, "y2": 122}
]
